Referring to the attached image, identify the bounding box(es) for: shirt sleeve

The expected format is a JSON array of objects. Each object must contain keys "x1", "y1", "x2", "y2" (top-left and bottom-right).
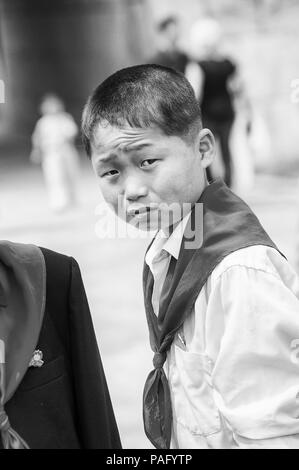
[{"x1": 210, "y1": 262, "x2": 299, "y2": 448}]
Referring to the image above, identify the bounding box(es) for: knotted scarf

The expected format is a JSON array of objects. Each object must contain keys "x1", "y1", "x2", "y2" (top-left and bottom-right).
[
  {"x1": 142, "y1": 179, "x2": 284, "y2": 449},
  {"x1": 0, "y1": 241, "x2": 46, "y2": 449}
]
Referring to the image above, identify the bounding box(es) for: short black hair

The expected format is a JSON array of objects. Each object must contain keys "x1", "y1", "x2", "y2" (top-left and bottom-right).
[{"x1": 81, "y1": 64, "x2": 202, "y2": 157}]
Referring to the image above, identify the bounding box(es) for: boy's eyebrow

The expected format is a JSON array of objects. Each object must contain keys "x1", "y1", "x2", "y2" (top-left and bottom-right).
[
  {"x1": 123, "y1": 142, "x2": 153, "y2": 152},
  {"x1": 94, "y1": 142, "x2": 156, "y2": 167},
  {"x1": 96, "y1": 153, "x2": 118, "y2": 164},
  {"x1": 94, "y1": 142, "x2": 152, "y2": 160}
]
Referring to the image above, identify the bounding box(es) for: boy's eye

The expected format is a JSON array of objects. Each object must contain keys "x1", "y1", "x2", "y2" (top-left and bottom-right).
[
  {"x1": 141, "y1": 159, "x2": 159, "y2": 168},
  {"x1": 101, "y1": 169, "x2": 119, "y2": 178}
]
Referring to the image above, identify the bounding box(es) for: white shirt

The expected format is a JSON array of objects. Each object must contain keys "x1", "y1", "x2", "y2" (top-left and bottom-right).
[{"x1": 145, "y1": 215, "x2": 299, "y2": 449}]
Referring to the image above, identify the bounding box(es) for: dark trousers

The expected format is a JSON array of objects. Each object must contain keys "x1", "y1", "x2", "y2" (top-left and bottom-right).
[{"x1": 204, "y1": 118, "x2": 234, "y2": 188}]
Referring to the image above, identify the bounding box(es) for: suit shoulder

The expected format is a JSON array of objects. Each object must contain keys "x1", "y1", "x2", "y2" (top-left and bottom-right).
[
  {"x1": 40, "y1": 246, "x2": 72, "y2": 264},
  {"x1": 39, "y1": 247, "x2": 77, "y2": 293}
]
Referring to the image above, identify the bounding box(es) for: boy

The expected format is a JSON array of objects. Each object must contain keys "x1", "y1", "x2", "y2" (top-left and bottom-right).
[
  {"x1": 0, "y1": 240, "x2": 121, "y2": 449},
  {"x1": 82, "y1": 64, "x2": 299, "y2": 449}
]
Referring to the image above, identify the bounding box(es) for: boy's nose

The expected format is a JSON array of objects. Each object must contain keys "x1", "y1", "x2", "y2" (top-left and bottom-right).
[{"x1": 124, "y1": 178, "x2": 148, "y2": 201}]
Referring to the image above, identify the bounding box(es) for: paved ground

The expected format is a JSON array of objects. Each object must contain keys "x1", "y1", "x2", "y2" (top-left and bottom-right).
[{"x1": 1, "y1": 155, "x2": 299, "y2": 448}]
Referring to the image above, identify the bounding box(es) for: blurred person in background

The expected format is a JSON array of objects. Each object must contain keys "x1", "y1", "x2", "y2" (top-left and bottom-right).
[
  {"x1": 148, "y1": 16, "x2": 188, "y2": 74},
  {"x1": 0, "y1": 240, "x2": 121, "y2": 449},
  {"x1": 30, "y1": 93, "x2": 80, "y2": 212},
  {"x1": 186, "y1": 18, "x2": 241, "y2": 188}
]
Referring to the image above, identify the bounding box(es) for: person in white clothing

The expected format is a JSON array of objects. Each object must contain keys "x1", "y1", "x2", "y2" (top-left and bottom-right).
[
  {"x1": 82, "y1": 64, "x2": 299, "y2": 449},
  {"x1": 30, "y1": 93, "x2": 80, "y2": 211}
]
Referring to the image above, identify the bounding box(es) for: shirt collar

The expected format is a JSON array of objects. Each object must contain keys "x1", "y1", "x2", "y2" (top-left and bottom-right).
[{"x1": 145, "y1": 212, "x2": 191, "y2": 269}]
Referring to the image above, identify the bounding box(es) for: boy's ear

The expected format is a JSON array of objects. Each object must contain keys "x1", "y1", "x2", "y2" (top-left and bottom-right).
[{"x1": 198, "y1": 128, "x2": 216, "y2": 168}]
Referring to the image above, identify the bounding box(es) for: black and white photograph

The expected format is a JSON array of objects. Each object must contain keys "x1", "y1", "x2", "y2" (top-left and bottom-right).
[{"x1": 1, "y1": 0, "x2": 299, "y2": 452}]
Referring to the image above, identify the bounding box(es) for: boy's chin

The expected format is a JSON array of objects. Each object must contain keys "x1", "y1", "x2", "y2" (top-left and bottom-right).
[{"x1": 127, "y1": 218, "x2": 161, "y2": 232}]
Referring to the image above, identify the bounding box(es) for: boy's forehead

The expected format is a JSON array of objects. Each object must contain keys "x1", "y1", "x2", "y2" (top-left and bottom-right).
[{"x1": 91, "y1": 123, "x2": 166, "y2": 153}]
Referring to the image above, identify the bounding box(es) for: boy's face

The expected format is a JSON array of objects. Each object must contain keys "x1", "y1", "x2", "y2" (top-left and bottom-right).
[{"x1": 91, "y1": 123, "x2": 214, "y2": 231}]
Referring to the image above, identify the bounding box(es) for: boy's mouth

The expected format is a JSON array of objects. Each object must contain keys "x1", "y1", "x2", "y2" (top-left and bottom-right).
[{"x1": 126, "y1": 205, "x2": 156, "y2": 217}]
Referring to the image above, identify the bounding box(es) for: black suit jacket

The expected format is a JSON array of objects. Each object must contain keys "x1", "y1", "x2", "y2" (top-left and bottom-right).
[{"x1": 1, "y1": 248, "x2": 121, "y2": 449}]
